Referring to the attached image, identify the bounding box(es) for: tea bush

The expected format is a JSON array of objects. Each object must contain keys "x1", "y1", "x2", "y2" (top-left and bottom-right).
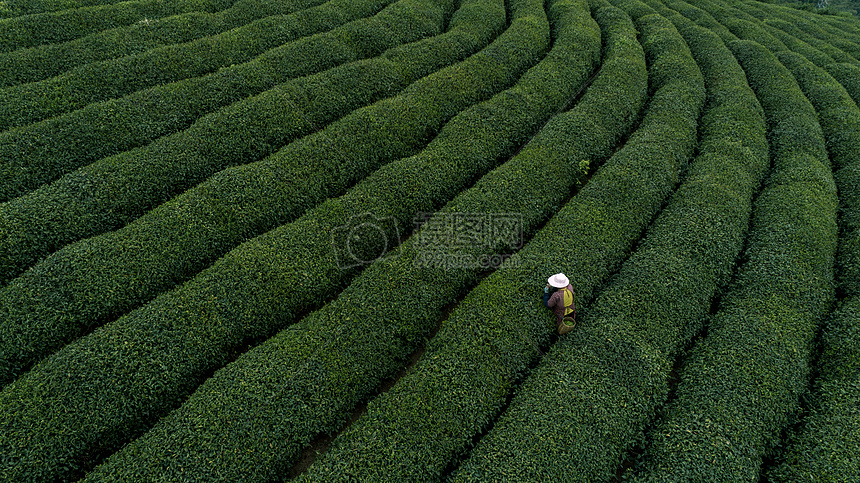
[
  {"x1": 0, "y1": 0, "x2": 510, "y2": 385},
  {"x1": 0, "y1": 0, "x2": 555, "y2": 480},
  {"x1": 452, "y1": 5, "x2": 770, "y2": 481},
  {"x1": 777, "y1": 50, "x2": 860, "y2": 297},
  {"x1": 628, "y1": 38, "x2": 837, "y2": 482},
  {"x1": 0, "y1": 0, "x2": 462, "y2": 284},
  {"x1": 78, "y1": 1, "x2": 602, "y2": 479},
  {"x1": 303, "y1": 3, "x2": 703, "y2": 480},
  {"x1": 0, "y1": 0, "x2": 235, "y2": 52},
  {"x1": 0, "y1": 0, "x2": 431, "y2": 202},
  {"x1": 0, "y1": 0, "x2": 329, "y2": 87},
  {"x1": 0, "y1": 0, "x2": 387, "y2": 129},
  {"x1": 767, "y1": 296, "x2": 860, "y2": 482}
]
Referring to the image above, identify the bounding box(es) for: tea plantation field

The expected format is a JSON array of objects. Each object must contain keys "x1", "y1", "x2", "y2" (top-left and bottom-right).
[{"x1": 0, "y1": 0, "x2": 858, "y2": 480}]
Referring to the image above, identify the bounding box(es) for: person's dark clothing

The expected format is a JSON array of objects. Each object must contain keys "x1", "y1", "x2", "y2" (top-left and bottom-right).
[{"x1": 543, "y1": 284, "x2": 575, "y2": 329}]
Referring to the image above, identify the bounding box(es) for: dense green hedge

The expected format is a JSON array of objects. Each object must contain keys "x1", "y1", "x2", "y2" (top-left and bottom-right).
[
  {"x1": 679, "y1": 0, "x2": 796, "y2": 52},
  {"x1": 71, "y1": 2, "x2": 605, "y2": 480},
  {"x1": 822, "y1": 8, "x2": 860, "y2": 36},
  {"x1": 722, "y1": 15, "x2": 789, "y2": 50},
  {"x1": 0, "y1": 0, "x2": 395, "y2": 131},
  {"x1": 0, "y1": 0, "x2": 450, "y2": 206},
  {"x1": 0, "y1": 0, "x2": 558, "y2": 479},
  {"x1": 451, "y1": 5, "x2": 771, "y2": 481},
  {"x1": 812, "y1": 299, "x2": 860, "y2": 422},
  {"x1": 763, "y1": 45, "x2": 860, "y2": 482},
  {"x1": 0, "y1": 0, "x2": 463, "y2": 286},
  {"x1": 655, "y1": 0, "x2": 734, "y2": 39},
  {"x1": 639, "y1": 0, "x2": 686, "y2": 18},
  {"x1": 707, "y1": 2, "x2": 860, "y2": 298},
  {"x1": 733, "y1": 0, "x2": 860, "y2": 63},
  {"x1": 665, "y1": 0, "x2": 846, "y2": 63},
  {"x1": 2, "y1": 0, "x2": 131, "y2": 17},
  {"x1": 761, "y1": 18, "x2": 836, "y2": 66},
  {"x1": 835, "y1": 156, "x2": 860, "y2": 295},
  {"x1": 776, "y1": 50, "x2": 860, "y2": 297},
  {"x1": 655, "y1": 0, "x2": 735, "y2": 41},
  {"x1": 297, "y1": 4, "x2": 700, "y2": 480},
  {"x1": 768, "y1": 15, "x2": 860, "y2": 64},
  {"x1": 0, "y1": 0, "x2": 512, "y2": 386},
  {"x1": 0, "y1": 0, "x2": 332, "y2": 88},
  {"x1": 767, "y1": 296, "x2": 860, "y2": 482},
  {"x1": 628, "y1": 38, "x2": 837, "y2": 482},
  {"x1": 0, "y1": 0, "x2": 236, "y2": 52},
  {"x1": 825, "y1": 62, "x2": 860, "y2": 105},
  {"x1": 753, "y1": 0, "x2": 860, "y2": 58},
  {"x1": 708, "y1": 0, "x2": 860, "y2": 70}
]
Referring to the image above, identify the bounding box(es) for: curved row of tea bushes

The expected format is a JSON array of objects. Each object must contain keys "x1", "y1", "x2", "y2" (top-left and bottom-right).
[
  {"x1": 825, "y1": 62, "x2": 860, "y2": 106},
  {"x1": 660, "y1": 0, "x2": 742, "y2": 29},
  {"x1": 74, "y1": 2, "x2": 604, "y2": 480},
  {"x1": 762, "y1": 46, "x2": 860, "y2": 482},
  {"x1": 0, "y1": 0, "x2": 395, "y2": 131},
  {"x1": 823, "y1": 11, "x2": 860, "y2": 38},
  {"x1": 0, "y1": 0, "x2": 330, "y2": 87},
  {"x1": 688, "y1": 0, "x2": 860, "y2": 296},
  {"x1": 451, "y1": 5, "x2": 768, "y2": 481},
  {"x1": 654, "y1": 6, "x2": 860, "y2": 479},
  {"x1": 645, "y1": 0, "x2": 735, "y2": 38},
  {"x1": 760, "y1": 18, "x2": 836, "y2": 67},
  {"x1": 713, "y1": 0, "x2": 860, "y2": 64},
  {"x1": 0, "y1": 1, "x2": 550, "y2": 479},
  {"x1": 776, "y1": 51, "x2": 860, "y2": 298},
  {"x1": 0, "y1": 0, "x2": 507, "y2": 386},
  {"x1": 0, "y1": 0, "x2": 451, "y2": 206},
  {"x1": 790, "y1": 47, "x2": 860, "y2": 105},
  {"x1": 742, "y1": 0, "x2": 860, "y2": 59},
  {"x1": 652, "y1": 0, "x2": 733, "y2": 41},
  {"x1": 821, "y1": 7, "x2": 860, "y2": 28},
  {"x1": 767, "y1": 297, "x2": 860, "y2": 482},
  {"x1": 679, "y1": 0, "x2": 791, "y2": 51},
  {"x1": 837, "y1": 157, "x2": 860, "y2": 295},
  {"x1": 719, "y1": 15, "x2": 788, "y2": 51},
  {"x1": 658, "y1": 0, "x2": 780, "y2": 56},
  {"x1": 3, "y1": 0, "x2": 155, "y2": 17},
  {"x1": 0, "y1": 0, "x2": 463, "y2": 285},
  {"x1": 1, "y1": 0, "x2": 126, "y2": 17},
  {"x1": 759, "y1": 12, "x2": 860, "y2": 65},
  {"x1": 627, "y1": 38, "x2": 837, "y2": 482},
  {"x1": 693, "y1": 0, "x2": 860, "y2": 71},
  {"x1": 300, "y1": 5, "x2": 704, "y2": 481},
  {"x1": 663, "y1": 0, "x2": 842, "y2": 66},
  {"x1": 0, "y1": 0, "x2": 236, "y2": 52}
]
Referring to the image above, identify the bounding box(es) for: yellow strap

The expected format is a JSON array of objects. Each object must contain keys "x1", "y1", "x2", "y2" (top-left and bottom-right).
[
  {"x1": 562, "y1": 288, "x2": 573, "y2": 315},
  {"x1": 562, "y1": 288, "x2": 572, "y2": 306}
]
